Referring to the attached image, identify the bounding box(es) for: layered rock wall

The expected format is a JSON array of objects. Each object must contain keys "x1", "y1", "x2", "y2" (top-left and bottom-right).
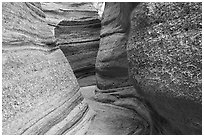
[
  {"x1": 95, "y1": 3, "x2": 137, "y2": 90},
  {"x1": 41, "y1": 2, "x2": 101, "y2": 87},
  {"x1": 2, "y1": 2, "x2": 95, "y2": 134},
  {"x1": 55, "y1": 19, "x2": 101, "y2": 84},
  {"x1": 91, "y1": 2, "x2": 152, "y2": 135},
  {"x1": 2, "y1": 2, "x2": 202, "y2": 135},
  {"x1": 41, "y1": 2, "x2": 100, "y2": 34}
]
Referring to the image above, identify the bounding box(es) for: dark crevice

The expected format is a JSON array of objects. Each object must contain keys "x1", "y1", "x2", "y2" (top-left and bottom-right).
[
  {"x1": 56, "y1": 38, "x2": 100, "y2": 46},
  {"x1": 56, "y1": 22, "x2": 101, "y2": 29},
  {"x1": 100, "y1": 31, "x2": 126, "y2": 38},
  {"x1": 58, "y1": 19, "x2": 101, "y2": 26}
]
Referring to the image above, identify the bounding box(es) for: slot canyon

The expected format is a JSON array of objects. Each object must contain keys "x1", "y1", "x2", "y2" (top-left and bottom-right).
[{"x1": 2, "y1": 2, "x2": 202, "y2": 135}]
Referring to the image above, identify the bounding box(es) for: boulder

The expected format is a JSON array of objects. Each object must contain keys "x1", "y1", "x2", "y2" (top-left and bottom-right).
[
  {"x1": 127, "y1": 2, "x2": 202, "y2": 134},
  {"x1": 2, "y1": 2, "x2": 95, "y2": 134}
]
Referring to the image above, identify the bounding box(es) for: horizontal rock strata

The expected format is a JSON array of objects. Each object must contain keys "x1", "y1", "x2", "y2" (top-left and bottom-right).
[
  {"x1": 127, "y1": 2, "x2": 202, "y2": 134},
  {"x1": 42, "y1": 2, "x2": 101, "y2": 87},
  {"x1": 95, "y1": 2, "x2": 138, "y2": 90},
  {"x1": 55, "y1": 19, "x2": 100, "y2": 71},
  {"x1": 55, "y1": 14, "x2": 100, "y2": 86},
  {"x1": 41, "y1": 2, "x2": 99, "y2": 26}
]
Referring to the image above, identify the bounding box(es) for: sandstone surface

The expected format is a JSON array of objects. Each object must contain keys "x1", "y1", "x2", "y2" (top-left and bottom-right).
[
  {"x1": 41, "y1": 2, "x2": 101, "y2": 86},
  {"x1": 92, "y1": 3, "x2": 152, "y2": 134},
  {"x1": 2, "y1": 2, "x2": 146, "y2": 135},
  {"x1": 2, "y1": 2, "x2": 202, "y2": 135},
  {"x1": 2, "y1": 2, "x2": 94, "y2": 134},
  {"x1": 95, "y1": 3, "x2": 138, "y2": 90}
]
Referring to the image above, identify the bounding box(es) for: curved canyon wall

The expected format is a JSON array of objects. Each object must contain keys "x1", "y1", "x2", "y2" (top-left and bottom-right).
[
  {"x1": 2, "y1": 2, "x2": 202, "y2": 135},
  {"x1": 41, "y1": 2, "x2": 101, "y2": 87},
  {"x1": 2, "y1": 2, "x2": 95, "y2": 135},
  {"x1": 92, "y1": 2, "x2": 152, "y2": 135},
  {"x1": 95, "y1": 3, "x2": 136, "y2": 90}
]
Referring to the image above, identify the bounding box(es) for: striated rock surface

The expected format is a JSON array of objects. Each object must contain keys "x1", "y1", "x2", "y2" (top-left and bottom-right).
[
  {"x1": 41, "y1": 2, "x2": 100, "y2": 34},
  {"x1": 81, "y1": 86, "x2": 151, "y2": 135},
  {"x1": 91, "y1": 3, "x2": 152, "y2": 135},
  {"x1": 2, "y1": 2, "x2": 95, "y2": 135},
  {"x1": 95, "y1": 3, "x2": 137, "y2": 90},
  {"x1": 41, "y1": 2, "x2": 99, "y2": 26},
  {"x1": 55, "y1": 19, "x2": 100, "y2": 75},
  {"x1": 41, "y1": 2, "x2": 101, "y2": 87},
  {"x1": 3, "y1": 2, "x2": 202, "y2": 135},
  {"x1": 127, "y1": 2, "x2": 202, "y2": 134},
  {"x1": 3, "y1": 2, "x2": 145, "y2": 135}
]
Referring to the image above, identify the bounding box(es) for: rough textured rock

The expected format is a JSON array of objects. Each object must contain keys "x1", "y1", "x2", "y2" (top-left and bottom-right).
[
  {"x1": 2, "y1": 2, "x2": 94, "y2": 135},
  {"x1": 127, "y1": 2, "x2": 202, "y2": 134},
  {"x1": 94, "y1": 2, "x2": 202, "y2": 135},
  {"x1": 41, "y1": 2, "x2": 101, "y2": 87},
  {"x1": 92, "y1": 2, "x2": 105, "y2": 18}
]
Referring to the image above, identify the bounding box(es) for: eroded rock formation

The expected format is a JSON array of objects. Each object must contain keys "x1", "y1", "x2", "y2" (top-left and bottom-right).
[
  {"x1": 95, "y1": 3, "x2": 138, "y2": 89},
  {"x1": 2, "y1": 2, "x2": 202, "y2": 135},
  {"x1": 2, "y1": 2, "x2": 95, "y2": 135},
  {"x1": 94, "y1": 2, "x2": 202, "y2": 135},
  {"x1": 42, "y1": 2, "x2": 101, "y2": 87},
  {"x1": 90, "y1": 2, "x2": 152, "y2": 134}
]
